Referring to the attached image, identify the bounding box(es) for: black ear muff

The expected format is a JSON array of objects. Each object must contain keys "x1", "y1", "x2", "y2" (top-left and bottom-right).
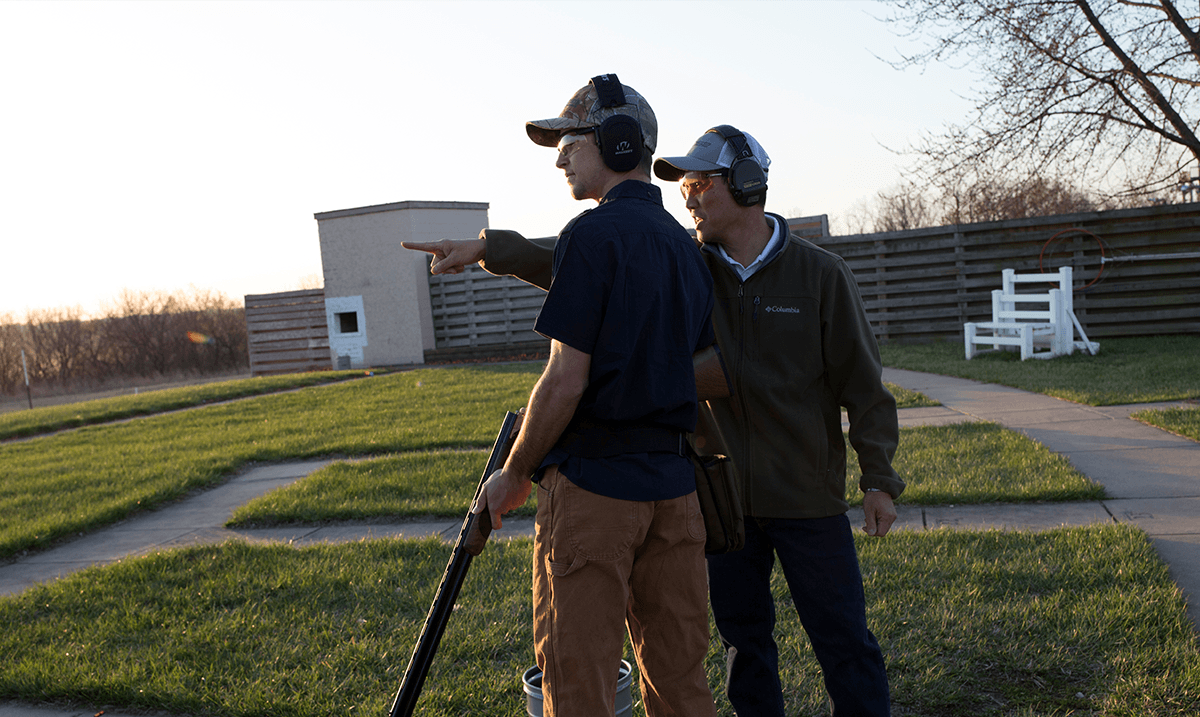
[
  {"x1": 589, "y1": 73, "x2": 644, "y2": 173},
  {"x1": 596, "y1": 114, "x2": 643, "y2": 173},
  {"x1": 711, "y1": 125, "x2": 767, "y2": 207}
]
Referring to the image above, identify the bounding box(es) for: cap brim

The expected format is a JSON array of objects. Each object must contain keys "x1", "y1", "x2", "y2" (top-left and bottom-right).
[
  {"x1": 526, "y1": 117, "x2": 596, "y2": 147},
  {"x1": 653, "y1": 155, "x2": 725, "y2": 182}
]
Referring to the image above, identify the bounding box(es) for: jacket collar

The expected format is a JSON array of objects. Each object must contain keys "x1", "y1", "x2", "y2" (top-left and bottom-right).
[
  {"x1": 700, "y1": 212, "x2": 792, "y2": 279},
  {"x1": 599, "y1": 179, "x2": 664, "y2": 208}
]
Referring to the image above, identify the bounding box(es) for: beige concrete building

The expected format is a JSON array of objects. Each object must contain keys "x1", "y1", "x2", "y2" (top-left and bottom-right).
[{"x1": 315, "y1": 200, "x2": 489, "y2": 368}]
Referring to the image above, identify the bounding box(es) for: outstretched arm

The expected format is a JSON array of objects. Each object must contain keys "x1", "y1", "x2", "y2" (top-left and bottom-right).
[{"x1": 403, "y1": 228, "x2": 554, "y2": 290}]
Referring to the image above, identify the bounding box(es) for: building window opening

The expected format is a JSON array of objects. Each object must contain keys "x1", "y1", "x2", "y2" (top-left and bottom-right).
[{"x1": 336, "y1": 312, "x2": 360, "y2": 334}]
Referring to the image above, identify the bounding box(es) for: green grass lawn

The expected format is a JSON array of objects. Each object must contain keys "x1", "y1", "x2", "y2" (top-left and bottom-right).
[
  {"x1": 1133, "y1": 405, "x2": 1200, "y2": 442},
  {"x1": 0, "y1": 365, "x2": 541, "y2": 559},
  {"x1": 229, "y1": 449, "x2": 538, "y2": 526},
  {"x1": 879, "y1": 335, "x2": 1200, "y2": 406},
  {"x1": 1, "y1": 526, "x2": 1195, "y2": 716},
  {"x1": 847, "y1": 421, "x2": 1104, "y2": 505},
  {"x1": 0, "y1": 371, "x2": 369, "y2": 441},
  {"x1": 0, "y1": 363, "x2": 967, "y2": 558},
  {"x1": 886, "y1": 382, "x2": 940, "y2": 408},
  {"x1": 2, "y1": 344, "x2": 1198, "y2": 715},
  {"x1": 230, "y1": 420, "x2": 1101, "y2": 527},
  {"x1": 0, "y1": 347, "x2": 1127, "y2": 558}
]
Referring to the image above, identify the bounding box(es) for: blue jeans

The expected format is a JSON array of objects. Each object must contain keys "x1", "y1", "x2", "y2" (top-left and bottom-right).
[{"x1": 706, "y1": 514, "x2": 890, "y2": 716}]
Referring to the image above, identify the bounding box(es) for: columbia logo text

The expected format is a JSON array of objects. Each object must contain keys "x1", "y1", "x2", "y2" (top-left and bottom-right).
[{"x1": 765, "y1": 306, "x2": 799, "y2": 314}]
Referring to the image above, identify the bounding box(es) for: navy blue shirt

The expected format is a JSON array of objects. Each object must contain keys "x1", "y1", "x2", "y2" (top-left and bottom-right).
[{"x1": 534, "y1": 180, "x2": 715, "y2": 501}]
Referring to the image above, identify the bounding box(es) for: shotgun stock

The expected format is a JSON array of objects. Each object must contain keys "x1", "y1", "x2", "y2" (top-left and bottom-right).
[{"x1": 388, "y1": 410, "x2": 520, "y2": 717}]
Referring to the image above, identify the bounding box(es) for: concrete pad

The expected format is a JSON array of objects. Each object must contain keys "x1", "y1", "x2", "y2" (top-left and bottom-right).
[
  {"x1": 954, "y1": 398, "x2": 1091, "y2": 424},
  {"x1": 116, "y1": 504, "x2": 230, "y2": 532},
  {"x1": 228, "y1": 517, "x2": 540, "y2": 545},
  {"x1": 922, "y1": 502, "x2": 1114, "y2": 532},
  {"x1": 843, "y1": 406, "x2": 975, "y2": 430},
  {"x1": 1060, "y1": 446, "x2": 1200, "y2": 499},
  {"x1": 183, "y1": 462, "x2": 336, "y2": 520},
  {"x1": 882, "y1": 368, "x2": 982, "y2": 395},
  {"x1": 233, "y1": 459, "x2": 337, "y2": 481},
  {"x1": 1148, "y1": 534, "x2": 1200, "y2": 631},
  {"x1": 1017, "y1": 421, "x2": 1198, "y2": 453},
  {"x1": 966, "y1": 401, "x2": 1105, "y2": 424},
  {"x1": 154, "y1": 526, "x2": 321, "y2": 548},
  {"x1": 890, "y1": 377, "x2": 1041, "y2": 404},
  {"x1": 478, "y1": 517, "x2": 538, "y2": 541},
  {"x1": 18, "y1": 526, "x2": 189, "y2": 565},
  {"x1": 846, "y1": 505, "x2": 925, "y2": 534},
  {"x1": 223, "y1": 526, "x2": 324, "y2": 544},
  {"x1": 1105, "y1": 497, "x2": 1200, "y2": 535}
]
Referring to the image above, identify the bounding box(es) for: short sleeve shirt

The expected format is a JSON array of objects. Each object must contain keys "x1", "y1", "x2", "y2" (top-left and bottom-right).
[{"x1": 534, "y1": 180, "x2": 715, "y2": 501}]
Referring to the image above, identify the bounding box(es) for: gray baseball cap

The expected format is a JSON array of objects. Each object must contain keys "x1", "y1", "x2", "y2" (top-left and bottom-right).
[
  {"x1": 653, "y1": 127, "x2": 771, "y2": 181},
  {"x1": 526, "y1": 75, "x2": 658, "y2": 153}
]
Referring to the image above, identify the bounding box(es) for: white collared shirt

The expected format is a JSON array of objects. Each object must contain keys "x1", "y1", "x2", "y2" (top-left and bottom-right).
[{"x1": 715, "y1": 215, "x2": 784, "y2": 281}]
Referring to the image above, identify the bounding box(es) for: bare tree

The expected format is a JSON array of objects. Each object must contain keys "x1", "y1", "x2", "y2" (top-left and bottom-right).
[
  {"x1": 2, "y1": 288, "x2": 249, "y2": 398},
  {"x1": 844, "y1": 174, "x2": 1098, "y2": 232},
  {"x1": 25, "y1": 307, "x2": 91, "y2": 386},
  {"x1": 0, "y1": 316, "x2": 25, "y2": 395},
  {"x1": 104, "y1": 290, "x2": 183, "y2": 377},
  {"x1": 946, "y1": 173, "x2": 1099, "y2": 223},
  {"x1": 870, "y1": 183, "x2": 940, "y2": 232},
  {"x1": 880, "y1": 0, "x2": 1200, "y2": 201},
  {"x1": 171, "y1": 286, "x2": 247, "y2": 373}
]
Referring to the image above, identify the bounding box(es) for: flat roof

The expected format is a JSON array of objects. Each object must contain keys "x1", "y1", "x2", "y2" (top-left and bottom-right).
[{"x1": 314, "y1": 200, "x2": 489, "y2": 220}]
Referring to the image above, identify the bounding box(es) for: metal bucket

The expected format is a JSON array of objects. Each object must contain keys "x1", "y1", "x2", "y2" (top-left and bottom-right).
[{"x1": 522, "y1": 660, "x2": 633, "y2": 717}]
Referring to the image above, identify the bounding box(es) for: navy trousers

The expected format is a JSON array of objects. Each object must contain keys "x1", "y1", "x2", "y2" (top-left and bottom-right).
[{"x1": 706, "y1": 514, "x2": 891, "y2": 716}]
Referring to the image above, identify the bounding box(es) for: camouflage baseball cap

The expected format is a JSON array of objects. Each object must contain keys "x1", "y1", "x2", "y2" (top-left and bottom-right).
[{"x1": 526, "y1": 74, "x2": 658, "y2": 154}]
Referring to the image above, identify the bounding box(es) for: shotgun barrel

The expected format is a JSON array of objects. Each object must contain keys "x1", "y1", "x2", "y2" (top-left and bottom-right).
[{"x1": 388, "y1": 410, "x2": 520, "y2": 717}]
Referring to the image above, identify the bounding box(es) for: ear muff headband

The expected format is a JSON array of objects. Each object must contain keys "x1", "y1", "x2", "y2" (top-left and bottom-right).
[
  {"x1": 590, "y1": 74, "x2": 625, "y2": 108},
  {"x1": 711, "y1": 125, "x2": 767, "y2": 207},
  {"x1": 589, "y1": 74, "x2": 644, "y2": 173}
]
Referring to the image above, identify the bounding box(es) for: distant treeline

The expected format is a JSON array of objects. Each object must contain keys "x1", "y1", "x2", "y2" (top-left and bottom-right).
[{"x1": 0, "y1": 288, "x2": 247, "y2": 396}]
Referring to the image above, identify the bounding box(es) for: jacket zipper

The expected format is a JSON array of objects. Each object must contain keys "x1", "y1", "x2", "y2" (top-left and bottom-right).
[{"x1": 735, "y1": 282, "x2": 756, "y2": 511}]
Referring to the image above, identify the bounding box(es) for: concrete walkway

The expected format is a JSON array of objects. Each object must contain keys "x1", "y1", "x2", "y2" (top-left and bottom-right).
[
  {"x1": 882, "y1": 366, "x2": 1200, "y2": 633},
  {"x1": 1, "y1": 368, "x2": 1198, "y2": 717}
]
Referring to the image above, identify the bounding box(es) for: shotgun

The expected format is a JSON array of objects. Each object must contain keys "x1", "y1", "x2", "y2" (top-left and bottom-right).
[{"x1": 388, "y1": 410, "x2": 520, "y2": 717}]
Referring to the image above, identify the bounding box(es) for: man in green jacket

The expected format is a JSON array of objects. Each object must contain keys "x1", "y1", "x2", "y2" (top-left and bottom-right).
[
  {"x1": 654, "y1": 126, "x2": 901, "y2": 716},
  {"x1": 403, "y1": 125, "x2": 903, "y2": 716}
]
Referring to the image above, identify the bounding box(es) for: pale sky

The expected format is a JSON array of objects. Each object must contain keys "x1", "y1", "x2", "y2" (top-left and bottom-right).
[{"x1": 0, "y1": 0, "x2": 973, "y2": 319}]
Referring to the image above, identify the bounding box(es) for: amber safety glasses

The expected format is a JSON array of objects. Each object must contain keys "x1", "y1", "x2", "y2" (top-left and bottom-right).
[{"x1": 679, "y1": 172, "x2": 726, "y2": 200}]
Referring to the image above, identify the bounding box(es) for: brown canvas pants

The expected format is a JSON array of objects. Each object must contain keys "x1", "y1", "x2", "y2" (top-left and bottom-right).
[{"x1": 533, "y1": 466, "x2": 717, "y2": 717}]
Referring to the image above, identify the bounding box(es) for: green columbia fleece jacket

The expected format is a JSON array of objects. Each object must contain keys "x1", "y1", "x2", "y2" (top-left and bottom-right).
[{"x1": 479, "y1": 214, "x2": 904, "y2": 520}]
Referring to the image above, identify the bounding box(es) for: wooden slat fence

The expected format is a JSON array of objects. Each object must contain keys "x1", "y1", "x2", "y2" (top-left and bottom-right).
[
  {"x1": 426, "y1": 265, "x2": 549, "y2": 361},
  {"x1": 813, "y1": 203, "x2": 1200, "y2": 342},
  {"x1": 419, "y1": 205, "x2": 1197, "y2": 357},
  {"x1": 244, "y1": 289, "x2": 332, "y2": 376}
]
